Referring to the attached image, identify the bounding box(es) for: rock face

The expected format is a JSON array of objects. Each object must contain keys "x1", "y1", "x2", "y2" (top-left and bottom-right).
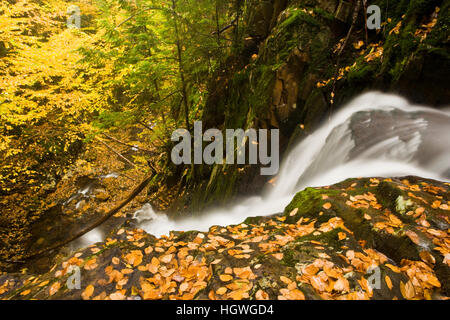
[
  {"x1": 1, "y1": 176, "x2": 448, "y2": 300},
  {"x1": 182, "y1": 0, "x2": 450, "y2": 212}
]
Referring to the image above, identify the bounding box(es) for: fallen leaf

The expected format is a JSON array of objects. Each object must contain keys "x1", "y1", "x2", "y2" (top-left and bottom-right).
[
  {"x1": 20, "y1": 289, "x2": 31, "y2": 296},
  {"x1": 219, "y1": 274, "x2": 233, "y2": 282},
  {"x1": 289, "y1": 208, "x2": 299, "y2": 216},
  {"x1": 49, "y1": 282, "x2": 61, "y2": 296},
  {"x1": 385, "y1": 276, "x2": 393, "y2": 290},
  {"x1": 400, "y1": 280, "x2": 415, "y2": 299},
  {"x1": 323, "y1": 202, "x2": 332, "y2": 210},
  {"x1": 419, "y1": 251, "x2": 435, "y2": 265},
  {"x1": 272, "y1": 253, "x2": 283, "y2": 260},
  {"x1": 82, "y1": 285, "x2": 95, "y2": 300},
  {"x1": 405, "y1": 230, "x2": 420, "y2": 245},
  {"x1": 256, "y1": 289, "x2": 269, "y2": 300},
  {"x1": 216, "y1": 287, "x2": 227, "y2": 295}
]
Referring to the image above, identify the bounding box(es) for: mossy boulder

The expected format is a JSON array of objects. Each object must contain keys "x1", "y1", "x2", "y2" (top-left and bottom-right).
[{"x1": 1, "y1": 176, "x2": 448, "y2": 300}]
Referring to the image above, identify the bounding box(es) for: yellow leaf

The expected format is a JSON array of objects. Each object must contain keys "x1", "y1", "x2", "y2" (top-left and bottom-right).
[
  {"x1": 385, "y1": 264, "x2": 401, "y2": 273},
  {"x1": 38, "y1": 280, "x2": 49, "y2": 287},
  {"x1": 49, "y1": 282, "x2": 61, "y2": 296},
  {"x1": 20, "y1": 289, "x2": 31, "y2": 296},
  {"x1": 385, "y1": 276, "x2": 393, "y2": 290},
  {"x1": 400, "y1": 280, "x2": 415, "y2": 299}
]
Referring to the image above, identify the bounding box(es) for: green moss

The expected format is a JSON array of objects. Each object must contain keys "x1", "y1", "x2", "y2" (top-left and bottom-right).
[
  {"x1": 283, "y1": 187, "x2": 341, "y2": 224},
  {"x1": 375, "y1": 181, "x2": 403, "y2": 212},
  {"x1": 279, "y1": 8, "x2": 321, "y2": 30},
  {"x1": 296, "y1": 227, "x2": 345, "y2": 248},
  {"x1": 395, "y1": 196, "x2": 414, "y2": 214},
  {"x1": 312, "y1": 7, "x2": 335, "y2": 22},
  {"x1": 284, "y1": 187, "x2": 324, "y2": 217},
  {"x1": 346, "y1": 59, "x2": 380, "y2": 84},
  {"x1": 426, "y1": 0, "x2": 450, "y2": 46}
]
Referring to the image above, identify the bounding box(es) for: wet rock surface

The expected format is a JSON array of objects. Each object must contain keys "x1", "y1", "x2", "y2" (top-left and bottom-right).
[{"x1": 1, "y1": 176, "x2": 448, "y2": 300}]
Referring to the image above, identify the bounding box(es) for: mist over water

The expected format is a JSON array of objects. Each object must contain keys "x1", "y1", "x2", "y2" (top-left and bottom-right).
[{"x1": 128, "y1": 92, "x2": 450, "y2": 237}]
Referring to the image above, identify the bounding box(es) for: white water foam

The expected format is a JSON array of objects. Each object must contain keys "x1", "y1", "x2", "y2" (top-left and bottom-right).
[{"x1": 134, "y1": 92, "x2": 450, "y2": 237}]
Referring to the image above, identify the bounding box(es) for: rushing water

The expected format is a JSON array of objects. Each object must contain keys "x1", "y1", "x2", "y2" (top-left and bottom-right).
[{"x1": 132, "y1": 92, "x2": 450, "y2": 237}]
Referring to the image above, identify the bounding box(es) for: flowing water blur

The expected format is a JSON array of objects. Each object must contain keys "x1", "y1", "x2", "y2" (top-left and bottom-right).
[{"x1": 134, "y1": 92, "x2": 450, "y2": 237}]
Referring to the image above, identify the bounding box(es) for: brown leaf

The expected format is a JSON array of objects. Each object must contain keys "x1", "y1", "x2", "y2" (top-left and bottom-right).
[
  {"x1": 405, "y1": 230, "x2": 420, "y2": 245},
  {"x1": 419, "y1": 251, "x2": 435, "y2": 265}
]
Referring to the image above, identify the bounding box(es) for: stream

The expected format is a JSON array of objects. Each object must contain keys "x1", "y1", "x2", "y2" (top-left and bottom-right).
[{"x1": 77, "y1": 91, "x2": 450, "y2": 245}]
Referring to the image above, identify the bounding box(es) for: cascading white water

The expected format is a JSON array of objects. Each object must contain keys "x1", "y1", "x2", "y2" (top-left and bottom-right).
[{"x1": 133, "y1": 92, "x2": 450, "y2": 237}]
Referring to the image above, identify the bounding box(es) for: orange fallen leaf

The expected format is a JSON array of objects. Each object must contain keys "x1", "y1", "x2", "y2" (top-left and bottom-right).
[
  {"x1": 219, "y1": 274, "x2": 233, "y2": 282},
  {"x1": 216, "y1": 287, "x2": 227, "y2": 295},
  {"x1": 323, "y1": 202, "x2": 332, "y2": 210},
  {"x1": 280, "y1": 276, "x2": 292, "y2": 285},
  {"x1": 20, "y1": 289, "x2": 31, "y2": 296},
  {"x1": 272, "y1": 253, "x2": 284, "y2": 260},
  {"x1": 419, "y1": 251, "x2": 435, "y2": 265},
  {"x1": 49, "y1": 282, "x2": 61, "y2": 296},
  {"x1": 109, "y1": 291, "x2": 126, "y2": 300},
  {"x1": 38, "y1": 280, "x2": 49, "y2": 287},
  {"x1": 256, "y1": 289, "x2": 269, "y2": 300},
  {"x1": 160, "y1": 254, "x2": 173, "y2": 264},
  {"x1": 124, "y1": 250, "x2": 143, "y2": 267},
  {"x1": 400, "y1": 280, "x2": 415, "y2": 299},
  {"x1": 415, "y1": 207, "x2": 425, "y2": 215},
  {"x1": 144, "y1": 246, "x2": 153, "y2": 255},
  {"x1": 82, "y1": 285, "x2": 95, "y2": 300},
  {"x1": 405, "y1": 230, "x2": 420, "y2": 245},
  {"x1": 385, "y1": 276, "x2": 393, "y2": 290},
  {"x1": 84, "y1": 258, "x2": 98, "y2": 270},
  {"x1": 385, "y1": 264, "x2": 401, "y2": 273}
]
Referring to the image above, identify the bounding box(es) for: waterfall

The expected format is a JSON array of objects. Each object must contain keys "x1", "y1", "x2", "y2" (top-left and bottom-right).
[{"x1": 134, "y1": 92, "x2": 450, "y2": 237}]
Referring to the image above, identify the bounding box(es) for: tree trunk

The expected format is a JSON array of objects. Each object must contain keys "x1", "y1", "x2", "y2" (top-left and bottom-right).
[{"x1": 171, "y1": 0, "x2": 191, "y2": 133}]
